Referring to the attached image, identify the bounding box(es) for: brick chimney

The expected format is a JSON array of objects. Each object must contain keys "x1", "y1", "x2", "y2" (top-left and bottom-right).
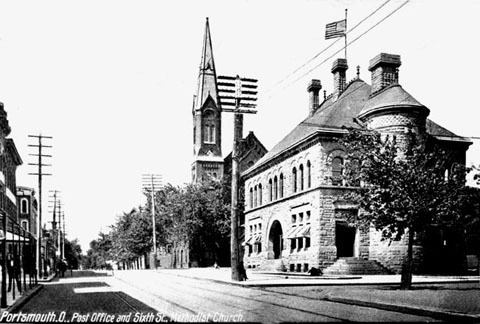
[
  {"x1": 331, "y1": 58, "x2": 348, "y2": 101},
  {"x1": 307, "y1": 79, "x2": 322, "y2": 116},
  {"x1": 368, "y1": 53, "x2": 401, "y2": 93}
]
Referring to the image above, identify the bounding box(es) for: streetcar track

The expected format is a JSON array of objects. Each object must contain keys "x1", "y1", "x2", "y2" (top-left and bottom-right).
[
  {"x1": 156, "y1": 272, "x2": 441, "y2": 322},
  {"x1": 123, "y1": 272, "x2": 350, "y2": 322}
]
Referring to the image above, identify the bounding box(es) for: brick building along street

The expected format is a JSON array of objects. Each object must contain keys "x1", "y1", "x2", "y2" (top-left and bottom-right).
[{"x1": 242, "y1": 53, "x2": 472, "y2": 275}]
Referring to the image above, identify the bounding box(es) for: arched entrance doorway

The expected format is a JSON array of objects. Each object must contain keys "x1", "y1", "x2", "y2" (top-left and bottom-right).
[{"x1": 269, "y1": 221, "x2": 283, "y2": 259}]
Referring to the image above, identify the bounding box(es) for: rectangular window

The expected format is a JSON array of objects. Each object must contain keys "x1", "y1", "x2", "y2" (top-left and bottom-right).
[
  {"x1": 299, "y1": 212, "x2": 304, "y2": 223},
  {"x1": 297, "y1": 237, "x2": 303, "y2": 250},
  {"x1": 290, "y1": 238, "x2": 296, "y2": 250},
  {"x1": 291, "y1": 214, "x2": 296, "y2": 224},
  {"x1": 257, "y1": 244, "x2": 262, "y2": 253},
  {"x1": 303, "y1": 263, "x2": 309, "y2": 272},
  {"x1": 305, "y1": 237, "x2": 310, "y2": 249}
]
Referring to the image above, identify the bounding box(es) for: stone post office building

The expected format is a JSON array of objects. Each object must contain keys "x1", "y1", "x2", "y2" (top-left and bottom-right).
[{"x1": 242, "y1": 54, "x2": 472, "y2": 274}]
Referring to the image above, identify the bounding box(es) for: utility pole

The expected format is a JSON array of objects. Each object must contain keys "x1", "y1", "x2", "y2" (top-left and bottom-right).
[
  {"x1": 28, "y1": 134, "x2": 52, "y2": 279},
  {"x1": 141, "y1": 174, "x2": 162, "y2": 269},
  {"x1": 48, "y1": 190, "x2": 60, "y2": 271},
  {"x1": 218, "y1": 75, "x2": 257, "y2": 281},
  {"x1": 61, "y1": 211, "x2": 65, "y2": 260}
]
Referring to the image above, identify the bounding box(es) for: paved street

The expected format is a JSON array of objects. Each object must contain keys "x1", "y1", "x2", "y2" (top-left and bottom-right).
[
  {"x1": 6, "y1": 271, "x2": 161, "y2": 323},
  {"x1": 5, "y1": 269, "x2": 480, "y2": 323},
  {"x1": 112, "y1": 270, "x2": 440, "y2": 323}
]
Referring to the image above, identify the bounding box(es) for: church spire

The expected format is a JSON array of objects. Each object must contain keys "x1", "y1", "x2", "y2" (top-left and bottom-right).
[
  {"x1": 195, "y1": 17, "x2": 219, "y2": 111},
  {"x1": 191, "y1": 18, "x2": 224, "y2": 184}
]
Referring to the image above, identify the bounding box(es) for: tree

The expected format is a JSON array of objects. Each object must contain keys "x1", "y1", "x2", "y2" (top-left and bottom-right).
[
  {"x1": 82, "y1": 232, "x2": 113, "y2": 270},
  {"x1": 64, "y1": 238, "x2": 82, "y2": 269},
  {"x1": 340, "y1": 129, "x2": 480, "y2": 289},
  {"x1": 154, "y1": 181, "x2": 231, "y2": 266}
]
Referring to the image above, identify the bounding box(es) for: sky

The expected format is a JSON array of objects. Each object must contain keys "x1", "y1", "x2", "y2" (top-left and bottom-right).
[{"x1": 0, "y1": 0, "x2": 478, "y2": 252}]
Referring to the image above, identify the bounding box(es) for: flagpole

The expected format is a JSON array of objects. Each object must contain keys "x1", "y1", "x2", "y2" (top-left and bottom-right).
[{"x1": 344, "y1": 8, "x2": 348, "y2": 60}]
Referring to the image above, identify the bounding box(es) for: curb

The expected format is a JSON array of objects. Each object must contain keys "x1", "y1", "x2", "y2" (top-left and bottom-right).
[
  {"x1": 159, "y1": 271, "x2": 480, "y2": 288},
  {"x1": 5, "y1": 285, "x2": 43, "y2": 313},
  {"x1": 324, "y1": 296, "x2": 480, "y2": 322}
]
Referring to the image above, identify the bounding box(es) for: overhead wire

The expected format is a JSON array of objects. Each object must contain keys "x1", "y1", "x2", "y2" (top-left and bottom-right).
[
  {"x1": 265, "y1": 0, "x2": 392, "y2": 95},
  {"x1": 265, "y1": 0, "x2": 410, "y2": 97}
]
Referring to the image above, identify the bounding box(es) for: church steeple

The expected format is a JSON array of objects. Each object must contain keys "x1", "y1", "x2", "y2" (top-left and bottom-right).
[
  {"x1": 195, "y1": 17, "x2": 219, "y2": 112},
  {"x1": 191, "y1": 18, "x2": 223, "y2": 184}
]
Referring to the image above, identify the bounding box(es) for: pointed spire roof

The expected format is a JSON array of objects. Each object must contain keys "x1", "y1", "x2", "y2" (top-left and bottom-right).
[{"x1": 195, "y1": 18, "x2": 219, "y2": 111}]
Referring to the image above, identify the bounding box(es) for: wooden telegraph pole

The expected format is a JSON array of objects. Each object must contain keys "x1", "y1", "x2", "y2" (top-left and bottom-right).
[
  {"x1": 28, "y1": 134, "x2": 52, "y2": 279},
  {"x1": 141, "y1": 174, "x2": 162, "y2": 269},
  {"x1": 218, "y1": 75, "x2": 257, "y2": 281}
]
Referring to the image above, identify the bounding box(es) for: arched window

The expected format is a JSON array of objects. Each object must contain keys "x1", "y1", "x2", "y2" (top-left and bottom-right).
[
  {"x1": 269, "y1": 179, "x2": 273, "y2": 202},
  {"x1": 273, "y1": 176, "x2": 278, "y2": 200},
  {"x1": 350, "y1": 158, "x2": 361, "y2": 186},
  {"x1": 254, "y1": 185, "x2": 258, "y2": 207},
  {"x1": 299, "y1": 164, "x2": 304, "y2": 191},
  {"x1": 21, "y1": 220, "x2": 29, "y2": 232},
  {"x1": 292, "y1": 167, "x2": 297, "y2": 193},
  {"x1": 307, "y1": 161, "x2": 311, "y2": 188},
  {"x1": 249, "y1": 188, "x2": 253, "y2": 208},
  {"x1": 279, "y1": 174, "x2": 284, "y2": 198},
  {"x1": 20, "y1": 198, "x2": 29, "y2": 214},
  {"x1": 332, "y1": 157, "x2": 344, "y2": 186},
  {"x1": 258, "y1": 184, "x2": 263, "y2": 205},
  {"x1": 209, "y1": 125, "x2": 215, "y2": 143}
]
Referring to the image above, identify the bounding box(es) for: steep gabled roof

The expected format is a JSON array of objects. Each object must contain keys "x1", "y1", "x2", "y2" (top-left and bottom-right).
[
  {"x1": 246, "y1": 79, "x2": 369, "y2": 173},
  {"x1": 243, "y1": 66, "x2": 470, "y2": 178}
]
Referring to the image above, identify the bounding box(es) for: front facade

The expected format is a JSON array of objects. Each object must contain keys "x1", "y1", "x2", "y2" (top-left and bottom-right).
[
  {"x1": 243, "y1": 53, "x2": 471, "y2": 274},
  {"x1": 17, "y1": 186, "x2": 38, "y2": 238}
]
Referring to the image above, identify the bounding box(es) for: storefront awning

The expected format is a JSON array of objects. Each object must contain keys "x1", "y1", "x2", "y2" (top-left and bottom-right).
[
  {"x1": 287, "y1": 226, "x2": 302, "y2": 238},
  {"x1": 287, "y1": 225, "x2": 310, "y2": 238},
  {"x1": 254, "y1": 234, "x2": 262, "y2": 243},
  {"x1": 298, "y1": 226, "x2": 310, "y2": 238}
]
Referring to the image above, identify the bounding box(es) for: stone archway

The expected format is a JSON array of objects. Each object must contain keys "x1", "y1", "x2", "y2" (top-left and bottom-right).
[{"x1": 269, "y1": 220, "x2": 283, "y2": 259}]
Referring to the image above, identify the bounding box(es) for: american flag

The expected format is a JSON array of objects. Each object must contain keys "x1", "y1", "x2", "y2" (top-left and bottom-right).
[{"x1": 325, "y1": 19, "x2": 346, "y2": 39}]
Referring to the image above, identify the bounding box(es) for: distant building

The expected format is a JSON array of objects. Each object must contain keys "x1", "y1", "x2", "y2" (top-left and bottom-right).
[
  {"x1": 242, "y1": 54, "x2": 472, "y2": 275},
  {"x1": 17, "y1": 186, "x2": 38, "y2": 238}
]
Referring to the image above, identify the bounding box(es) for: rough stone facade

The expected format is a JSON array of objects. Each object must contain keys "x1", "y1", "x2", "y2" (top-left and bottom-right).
[{"x1": 242, "y1": 53, "x2": 471, "y2": 274}]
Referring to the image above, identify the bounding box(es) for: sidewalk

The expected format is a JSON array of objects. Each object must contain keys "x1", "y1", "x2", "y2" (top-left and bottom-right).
[
  {"x1": 157, "y1": 267, "x2": 480, "y2": 321},
  {"x1": 156, "y1": 266, "x2": 480, "y2": 287}
]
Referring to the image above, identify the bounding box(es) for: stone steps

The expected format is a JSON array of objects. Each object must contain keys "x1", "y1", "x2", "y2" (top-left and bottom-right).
[{"x1": 323, "y1": 257, "x2": 392, "y2": 275}]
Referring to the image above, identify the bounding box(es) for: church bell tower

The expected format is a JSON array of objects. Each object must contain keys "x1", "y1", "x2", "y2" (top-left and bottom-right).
[{"x1": 191, "y1": 18, "x2": 223, "y2": 183}]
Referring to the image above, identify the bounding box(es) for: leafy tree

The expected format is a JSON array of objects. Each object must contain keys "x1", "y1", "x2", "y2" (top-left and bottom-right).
[
  {"x1": 82, "y1": 232, "x2": 113, "y2": 269},
  {"x1": 340, "y1": 129, "x2": 480, "y2": 289},
  {"x1": 64, "y1": 238, "x2": 82, "y2": 269},
  {"x1": 156, "y1": 181, "x2": 231, "y2": 266}
]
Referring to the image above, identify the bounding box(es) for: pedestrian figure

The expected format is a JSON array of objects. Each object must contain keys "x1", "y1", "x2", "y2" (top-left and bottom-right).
[
  {"x1": 7, "y1": 252, "x2": 22, "y2": 293},
  {"x1": 214, "y1": 262, "x2": 219, "y2": 269},
  {"x1": 238, "y1": 261, "x2": 248, "y2": 281}
]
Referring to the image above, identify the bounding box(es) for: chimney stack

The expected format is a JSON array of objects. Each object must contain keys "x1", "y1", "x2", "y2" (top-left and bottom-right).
[
  {"x1": 368, "y1": 53, "x2": 401, "y2": 93},
  {"x1": 307, "y1": 79, "x2": 322, "y2": 116},
  {"x1": 331, "y1": 58, "x2": 348, "y2": 101}
]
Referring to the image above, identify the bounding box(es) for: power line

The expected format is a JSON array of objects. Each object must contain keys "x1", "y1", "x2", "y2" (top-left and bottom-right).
[
  {"x1": 267, "y1": 0, "x2": 409, "y2": 97},
  {"x1": 291, "y1": 0, "x2": 410, "y2": 86},
  {"x1": 265, "y1": 0, "x2": 392, "y2": 95}
]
